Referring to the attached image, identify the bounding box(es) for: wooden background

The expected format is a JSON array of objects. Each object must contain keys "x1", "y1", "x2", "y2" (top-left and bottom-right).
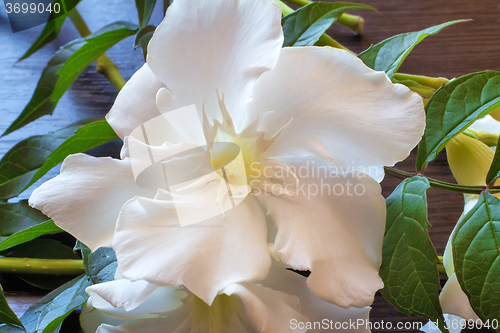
[{"x1": 1, "y1": 0, "x2": 499, "y2": 331}]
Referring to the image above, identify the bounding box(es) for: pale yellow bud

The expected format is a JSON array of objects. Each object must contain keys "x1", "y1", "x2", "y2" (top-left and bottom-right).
[
  {"x1": 445, "y1": 133, "x2": 494, "y2": 186},
  {"x1": 489, "y1": 107, "x2": 500, "y2": 122}
]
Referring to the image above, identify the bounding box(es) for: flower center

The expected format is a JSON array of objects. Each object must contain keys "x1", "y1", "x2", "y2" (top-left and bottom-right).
[{"x1": 189, "y1": 294, "x2": 246, "y2": 332}]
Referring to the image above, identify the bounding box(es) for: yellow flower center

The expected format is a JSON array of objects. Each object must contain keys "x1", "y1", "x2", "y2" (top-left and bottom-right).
[{"x1": 189, "y1": 294, "x2": 245, "y2": 332}]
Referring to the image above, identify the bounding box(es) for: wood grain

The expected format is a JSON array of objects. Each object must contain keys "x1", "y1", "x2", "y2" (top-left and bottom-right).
[{"x1": 1, "y1": 0, "x2": 499, "y2": 331}]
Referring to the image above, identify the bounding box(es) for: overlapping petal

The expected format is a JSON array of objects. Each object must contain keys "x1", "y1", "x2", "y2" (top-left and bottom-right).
[
  {"x1": 257, "y1": 168, "x2": 386, "y2": 308},
  {"x1": 29, "y1": 154, "x2": 156, "y2": 251},
  {"x1": 106, "y1": 64, "x2": 165, "y2": 139},
  {"x1": 113, "y1": 192, "x2": 271, "y2": 304},
  {"x1": 468, "y1": 114, "x2": 500, "y2": 136},
  {"x1": 440, "y1": 274, "x2": 480, "y2": 321},
  {"x1": 244, "y1": 47, "x2": 425, "y2": 170},
  {"x1": 222, "y1": 282, "x2": 307, "y2": 333},
  {"x1": 147, "y1": 0, "x2": 284, "y2": 130},
  {"x1": 262, "y1": 267, "x2": 371, "y2": 332},
  {"x1": 85, "y1": 279, "x2": 187, "y2": 316},
  {"x1": 84, "y1": 267, "x2": 371, "y2": 333}
]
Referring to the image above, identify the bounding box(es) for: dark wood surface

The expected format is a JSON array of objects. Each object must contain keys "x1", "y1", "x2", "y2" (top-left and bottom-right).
[{"x1": 1, "y1": 0, "x2": 500, "y2": 331}]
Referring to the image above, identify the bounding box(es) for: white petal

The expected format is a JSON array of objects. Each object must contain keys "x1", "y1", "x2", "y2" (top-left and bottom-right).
[
  {"x1": 244, "y1": 47, "x2": 424, "y2": 169},
  {"x1": 262, "y1": 267, "x2": 371, "y2": 332},
  {"x1": 106, "y1": 64, "x2": 165, "y2": 139},
  {"x1": 443, "y1": 194, "x2": 479, "y2": 276},
  {"x1": 86, "y1": 279, "x2": 187, "y2": 316},
  {"x1": 468, "y1": 115, "x2": 500, "y2": 136},
  {"x1": 257, "y1": 170, "x2": 386, "y2": 308},
  {"x1": 95, "y1": 282, "x2": 305, "y2": 333},
  {"x1": 80, "y1": 299, "x2": 128, "y2": 333},
  {"x1": 29, "y1": 154, "x2": 156, "y2": 251},
  {"x1": 147, "y1": 0, "x2": 283, "y2": 130},
  {"x1": 113, "y1": 194, "x2": 271, "y2": 304},
  {"x1": 125, "y1": 103, "x2": 207, "y2": 148},
  {"x1": 96, "y1": 315, "x2": 188, "y2": 333},
  {"x1": 85, "y1": 281, "x2": 186, "y2": 320},
  {"x1": 223, "y1": 282, "x2": 308, "y2": 333},
  {"x1": 440, "y1": 274, "x2": 480, "y2": 321}
]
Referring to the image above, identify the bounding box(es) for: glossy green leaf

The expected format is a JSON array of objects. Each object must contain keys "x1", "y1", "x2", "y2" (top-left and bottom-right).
[
  {"x1": 452, "y1": 192, "x2": 500, "y2": 329},
  {"x1": 486, "y1": 136, "x2": 500, "y2": 185},
  {"x1": 135, "y1": 0, "x2": 157, "y2": 28},
  {"x1": 52, "y1": 21, "x2": 139, "y2": 101},
  {"x1": 19, "y1": 16, "x2": 65, "y2": 61},
  {"x1": 78, "y1": 243, "x2": 117, "y2": 284},
  {"x1": 282, "y1": 2, "x2": 374, "y2": 47},
  {"x1": 416, "y1": 71, "x2": 500, "y2": 171},
  {"x1": 381, "y1": 177, "x2": 448, "y2": 333},
  {"x1": 25, "y1": 119, "x2": 119, "y2": 190},
  {"x1": 0, "y1": 220, "x2": 62, "y2": 252},
  {"x1": 0, "y1": 201, "x2": 49, "y2": 242},
  {"x1": 0, "y1": 284, "x2": 23, "y2": 329},
  {"x1": 14, "y1": 275, "x2": 91, "y2": 333},
  {"x1": 0, "y1": 119, "x2": 96, "y2": 200},
  {"x1": 2, "y1": 39, "x2": 85, "y2": 137},
  {"x1": 18, "y1": 0, "x2": 81, "y2": 61},
  {"x1": 134, "y1": 25, "x2": 156, "y2": 61},
  {"x1": 358, "y1": 20, "x2": 464, "y2": 79},
  {"x1": 1, "y1": 240, "x2": 80, "y2": 290}
]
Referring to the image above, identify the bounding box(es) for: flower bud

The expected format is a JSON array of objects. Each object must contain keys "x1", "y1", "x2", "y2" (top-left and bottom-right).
[{"x1": 445, "y1": 133, "x2": 494, "y2": 186}]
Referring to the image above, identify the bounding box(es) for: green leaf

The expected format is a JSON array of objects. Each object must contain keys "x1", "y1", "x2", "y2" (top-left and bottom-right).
[
  {"x1": 282, "y1": 2, "x2": 374, "y2": 47},
  {"x1": 15, "y1": 275, "x2": 92, "y2": 333},
  {"x1": 358, "y1": 20, "x2": 464, "y2": 79},
  {"x1": 18, "y1": 0, "x2": 81, "y2": 61},
  {"x1": 1, "y1": 239, "x2": 78, "y2": 259},
  {"x1": 452, "y1": 192, "x2": 500, "y2": 330},
  {"x1": 0, "y1": 220, "x2": 62, "y2": 252},
  {"x1": 0, "y1": 201, "x2": 50, "y2": 242},
  {"x1": 1, "y1": 240, "x2": 80, "y2": 290},
  {"x1": 2, "y1": 39, "x2": 85, "y2": 136},
  {"x1": 134, "y1": 25, "x2": 156, "y2": 61},
  {"x1": 19, "y1": 16, "x2": 65, "y2": 61},
  {"x1": 486, "y1": 136, "x2": 500, "y2": 185},
  {"x1": 25, "y1": 119, "x2": 119, "y2": 191},
  {"x1": 77, "y1": 242, "x2": 117, "y2": 284},
  {"x1": 52, "y1": 21, "x2": 139, "y2": 101},
  {"x1": 416, "y1": 71, "x2": 500, "y2": 171},
  {"x1": 135, "y1": 0, "x2": 157, "y2": 28},
  {"x1": 0, "y1": 284, "x2": 23, "y2": 329},
  {"x1": 381, "y1": 176, "x2": 448, "y2": 332},
  {"x1": 0, "y1": 119, "x2": 97, "y2": 200}
]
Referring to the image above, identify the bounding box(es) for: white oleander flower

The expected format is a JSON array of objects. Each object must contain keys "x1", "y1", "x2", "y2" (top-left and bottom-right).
[
  {"x1": 29, "y1": 0, "x2": 424, "y2": 310},
  {"x1": 80, "y1": 267, "x2": 371, "y2": 333}
]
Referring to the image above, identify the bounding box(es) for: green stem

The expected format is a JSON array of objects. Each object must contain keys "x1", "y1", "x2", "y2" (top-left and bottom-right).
[
  {"x1": 316, "y1": 34, "x2": 353, "y2": 52},
  {"x1": 402, "y1": 83, "x2": 435, "y2": 99},
  {"x1": 384, "y1": 166, "x2": 500, "y2": 194},
  {"x1": 282, "y1": 0, "x2": 365, "y2": 34},
  {"x1": 338, "y1": 13, "x2": 364, "y2": 35},
  {"x1": 68, "y1": 9, "x2": 91, "y2": 37},
  {"x1": 0, "y1": 258, "x2": 84, "y2": 275},
  {"x1": 437, "y1": 263, "x2": 447, "y2": 275},
  {"x1": 393, "y1": 73, "x2": 449, "y2": 90},
  {"x1": 95, "y1": 55, "x2": 126, "y2": 91},
  {"x1": 68, "y1": 9, "x2": 126, "y2": 91}
]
